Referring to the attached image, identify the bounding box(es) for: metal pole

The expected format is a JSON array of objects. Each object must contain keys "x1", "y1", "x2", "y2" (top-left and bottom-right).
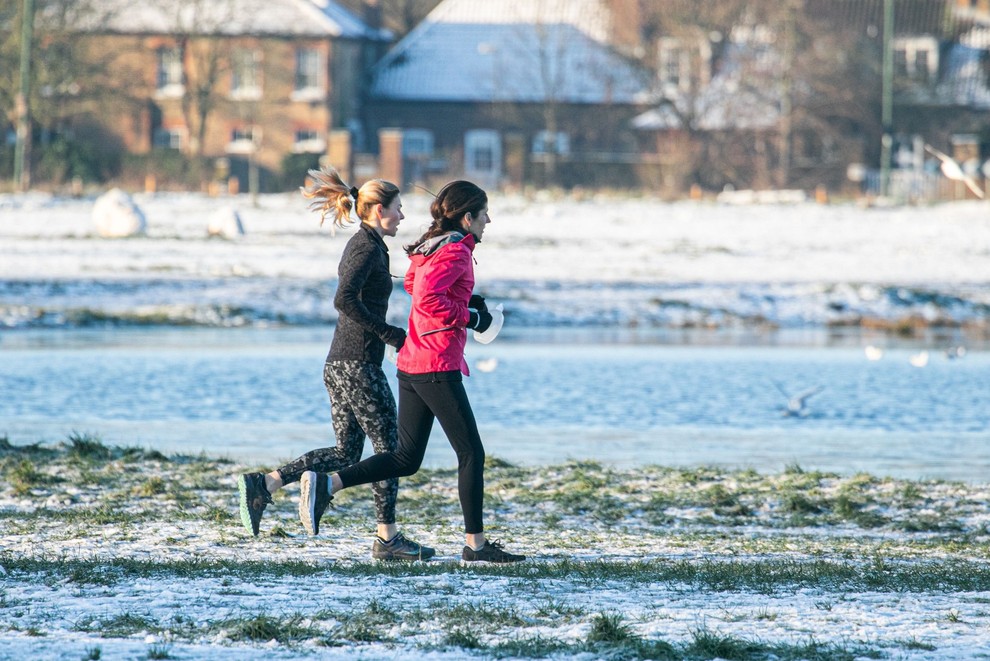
[
  {"x1": 879, "y1": 0, "x2": 894, "y2": 198},
  {"x1": 13, "y1": 0, "x2": 36, "y2": 191}
]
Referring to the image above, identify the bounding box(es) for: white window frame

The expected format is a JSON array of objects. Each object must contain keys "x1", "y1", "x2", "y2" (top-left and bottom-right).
[
  {"x1": 226, "y1": 126, "x2": 261, "y2": 154},
  {"x1": 155, "y1": 47, "x2": 184, "y2": 98},
  {"x1": 292, "y1": 129, "x2": 326, "y2": 154},
  {"x1": 657, "y1": 38, "x2": 692, "y2": 94},
  {"x1": 152, "y1": 127, "x2": 185, "y2": 149},
  {"x1": 292, "y1": 47, "x2": 325, "y2": 102},
  {"x1": 893, "y1": 36, "x2": 939, "y2": 82},
  {"x1": 230, "y1": 49, "x2": 263, "y2": 101},
  {"x1": 464, "y1": 129, "x2": 501, "y2": 179}
]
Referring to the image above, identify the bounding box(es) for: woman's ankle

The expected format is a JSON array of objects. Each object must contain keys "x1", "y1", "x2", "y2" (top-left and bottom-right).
[
  {"x1": 264, "y1": 472, "x2": 283, "y2": 494},
  {"x1": 465, "y1": 533, "x2": 486, "y2": 551}
]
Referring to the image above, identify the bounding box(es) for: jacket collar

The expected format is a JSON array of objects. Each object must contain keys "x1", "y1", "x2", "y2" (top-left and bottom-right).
[
  {"x1": 359, "y1": 222, "x2": 388, "y2": 252},
  {"x1": 411, "y1": 231, "x2": 475, "y2": 257}
]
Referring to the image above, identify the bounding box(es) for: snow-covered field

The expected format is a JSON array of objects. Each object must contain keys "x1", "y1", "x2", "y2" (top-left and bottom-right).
[
  {"x1": 3, "y1": 192, "x2": 990, "y2": 659},
  {"x1": 1, "y1": 191, "x2": 989, "y2": 330},
  {"x1": 5, "y1": 437, "x2": 990, "y2": 659}
]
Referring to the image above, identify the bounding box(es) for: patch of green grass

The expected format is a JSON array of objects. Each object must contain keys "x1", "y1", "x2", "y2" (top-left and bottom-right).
[
  {"x1": 134, "y1": 476, "x2": 167, "y2": 497},
  {"x1": 488, "y1": 635, "x2": 572, "y2": 658},
  {"x1": 221, "y1": 613, "x2": 319, "y2": 644},
  {"x1": 146, "y1": 644, "x2": 173, "y2": 659},
  {"x1": 444, "y1": 628, "x2": 483, "y2": 649},
  {"x1": 66, "y1": 432, "x2": 113, "y2": 462},
  {"x1": 586, "y1": 611, "x2": 636, "y2": 644},
  {"x1": 74, "y1": 612, "x2": 159, "y2": 636},
  {"x1": 437, "y1": 601, "x2": 528, "y2": 631},
  {"x1": 7, "y1": 458, "x2": 56, "y2": 495},
  {"x1": 898, "y1": 637, "x2": 937, "y2": 651},
  {"x1": 9, "y1": 554, "x2": 990, "y2": 593}
]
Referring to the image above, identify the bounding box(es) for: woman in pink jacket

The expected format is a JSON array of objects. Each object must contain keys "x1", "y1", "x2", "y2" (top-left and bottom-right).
[{"x1": 298, "y1": 180, "x2": 525, "y2": 563}]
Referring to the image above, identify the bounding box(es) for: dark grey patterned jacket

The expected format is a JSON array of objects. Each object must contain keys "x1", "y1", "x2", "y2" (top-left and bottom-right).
[{"x1": 327, "y1": 224, "x2": 406, "y2": 364}]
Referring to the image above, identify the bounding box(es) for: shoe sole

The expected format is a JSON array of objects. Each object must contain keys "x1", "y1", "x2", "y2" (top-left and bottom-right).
[
  {"x1": 299, "y1": 471, "x2": 317, "y2": 535},
  {"x1": 372, "y1": 550, "x2": 437, "y2": 562},
  {"x1": 237, "y1": 475, "x2": 257, "y2": 536},
  {"x1": 460, "y1": 556, "x2": 526, "y2": 565}
]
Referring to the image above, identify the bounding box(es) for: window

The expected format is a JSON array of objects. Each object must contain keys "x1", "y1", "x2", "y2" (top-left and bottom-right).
[
  {"x1": 464, "y1": 129, "x2": 501, "y2": 179},
  {"x1": 532, "y1": 131, "x2": 570, "y2": 155},
  {"x1": 152, "y1": 127, "x2": 184, "y2": 149},
  {"x1": 893, "y1": 37, "x2": 938, "y2": 83},
  {"x1": 658, "y1": 38, "x2": 691, "y2": 93},
  {"x1": 227, "y1": 126, "x2": 260, "y2": 153},
  {"x1": 292, "y1": 47, "x2": 324, "y2": 101},
  {"x1": 292, "y1": 129, "x2": 325, "y2": 153},
  {"x1": 403, "y1": 129, "x2": 434, "y2": 158},
  {"x1": 156, "y1": 47, "x2": 184, "y2": 97},
  {"x1": 231, "y1": 49, "x2": 262, "y2": 100}
]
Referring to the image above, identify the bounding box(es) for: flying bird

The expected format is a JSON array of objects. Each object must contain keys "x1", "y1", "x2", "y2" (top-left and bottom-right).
[
  {"x1": 924, "y1": 144, "x2": 985, "y2": 199},
  {"x1": 774, "y1": 382, "x2": 824, "y2": 418}
]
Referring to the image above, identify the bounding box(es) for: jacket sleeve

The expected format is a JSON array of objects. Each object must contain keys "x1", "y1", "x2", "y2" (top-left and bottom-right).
[
  {"x1": 335, "y1": 241, "x2": 405, "y2": 345},
  {"x1": 416, "y1": 244, "x2": 472, "y2": 327}
]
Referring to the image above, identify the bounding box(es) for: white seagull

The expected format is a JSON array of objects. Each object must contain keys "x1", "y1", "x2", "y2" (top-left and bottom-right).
[
  {"x1": 924, "y1": 144, "x2": 985, "y2": 199},
  {"x1": 909, "y1": 351, "x2": 929, "y2": 368},
  {"x1": 864, "y1": 345, "x2": 884, "y2": 361},
  {"x1": 774, "y1": 382, "x2": 824, "y2": 418},
  {"x1": 476, "y1": 357, "x2": 499, "y2": 373}
]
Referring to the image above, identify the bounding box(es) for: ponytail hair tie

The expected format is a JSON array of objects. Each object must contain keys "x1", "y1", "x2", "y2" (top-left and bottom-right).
[{"x1": 349, "y1": 186, "x2": 359, "y2": 199}]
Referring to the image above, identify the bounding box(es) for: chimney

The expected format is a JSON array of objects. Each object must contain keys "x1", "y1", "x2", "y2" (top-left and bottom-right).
[
  {"x1": 363, "y1": 0, "x2": 382, "y2": 32},
  {"x1": 607, "y1": 0, "x2": 643, "y2": 54}
]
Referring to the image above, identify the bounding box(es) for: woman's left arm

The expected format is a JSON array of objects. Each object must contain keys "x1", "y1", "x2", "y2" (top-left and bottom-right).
[{"x1": 335, "y1": 244, "x2": 405, "y2": 346}]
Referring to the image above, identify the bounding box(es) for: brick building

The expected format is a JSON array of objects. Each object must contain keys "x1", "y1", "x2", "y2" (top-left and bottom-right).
[{"x1": 70, "y1": 0, "x2": 389, "y2": 189}]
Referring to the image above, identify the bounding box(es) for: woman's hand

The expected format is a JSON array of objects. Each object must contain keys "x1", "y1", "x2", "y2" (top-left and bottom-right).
[
  {"x1": 468, "y1": 294, "x2": 487, "y2": 313},
  {"x1": 467, "y1": 309, "x2": 493, "y2": 333}
]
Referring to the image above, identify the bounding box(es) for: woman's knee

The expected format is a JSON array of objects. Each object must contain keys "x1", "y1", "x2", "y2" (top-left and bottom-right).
[
  {"x1": 456, "y1": 442, "x2": 485, "y2": 469},
  {"x1": 392, "y1": 450, "x2": 424, "y2": 477}
]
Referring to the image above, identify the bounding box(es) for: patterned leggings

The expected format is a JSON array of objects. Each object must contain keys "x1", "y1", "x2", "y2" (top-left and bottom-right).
[{"x1": 276, "y1": 361, "x2": 399, "y2": 524}]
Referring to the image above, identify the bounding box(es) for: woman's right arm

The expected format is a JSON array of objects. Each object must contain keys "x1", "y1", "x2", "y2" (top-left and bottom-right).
[{"x1": 415, "y1": 245, "x2": 472, "y2": 328}]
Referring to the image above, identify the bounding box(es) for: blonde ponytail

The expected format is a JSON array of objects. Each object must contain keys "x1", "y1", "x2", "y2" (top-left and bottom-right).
[{"x1": 301, "y1": 167, "x2": 400, "y2": 229}]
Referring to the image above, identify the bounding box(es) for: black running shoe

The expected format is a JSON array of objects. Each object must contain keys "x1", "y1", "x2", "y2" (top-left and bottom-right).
[
  {"x1": 299, "y1": 470, "x2": 333, "y2": 535},
  {"x1": 238, "y1": 472, "x2": 273, "y2": 537},
  {"x1": 371, "y1": 532, "x2": 436, "y2": 562},
  {"x1": 461, "y1": 539, "x2": 525, "y2": 564}
]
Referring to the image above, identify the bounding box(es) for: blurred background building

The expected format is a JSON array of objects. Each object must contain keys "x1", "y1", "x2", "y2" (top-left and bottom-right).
[{"x1": 1, "y1": 0, "x2": 988, "y2": 199}]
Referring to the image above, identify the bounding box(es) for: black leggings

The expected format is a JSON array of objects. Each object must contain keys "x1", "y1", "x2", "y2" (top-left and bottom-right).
[
  {"x1": 275, "y1": 361, "x2": 399, "y2": 524},
  {"x1": 336, "y1": 372, "x2": 486, "y2": 534}
]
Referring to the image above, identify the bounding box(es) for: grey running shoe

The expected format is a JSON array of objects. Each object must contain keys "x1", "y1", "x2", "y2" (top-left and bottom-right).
[
  {"x1": 371, "y1": 532, "x2": 437, "y2": 562},
  {"x1": 461, "y1": 539, "x2": 525, "y2": 564},
  {"x1": 238, "y1": 472, "x2": 273, "y2": 537},
  {"x1": 299, "y1": 471, "x2": 333, "y2": 535}
]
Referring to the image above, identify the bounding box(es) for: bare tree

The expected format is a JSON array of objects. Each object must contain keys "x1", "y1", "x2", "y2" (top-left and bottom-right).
[
  {"x1": 1, "y1": 0, "x2": 131, "y2": 184},
  {"x1": 635, "y1": 0, "x2": 775, "y2": 190},
  {"x1": 634, "y1": 0, "x2": 884, "y2": 192},
  {"x1": 163, "y1": 0, "x2": 240, "y2": 158},
  {"x1": 336, "y1": 0, "x2": 442, "y2": 40}
]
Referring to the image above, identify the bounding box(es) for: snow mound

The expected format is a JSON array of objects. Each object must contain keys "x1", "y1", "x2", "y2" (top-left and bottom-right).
[{"x1": 92, "y1": 188, "x2": 146, "y2": 238}]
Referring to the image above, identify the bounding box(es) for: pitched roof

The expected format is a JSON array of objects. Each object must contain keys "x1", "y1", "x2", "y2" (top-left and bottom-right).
[
  {"x1": 369, "y1": 0, "x2": 650, "y2": 104},
  {"x1": 67, "y1": 0, "x2": 389, "y2": 39}
]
